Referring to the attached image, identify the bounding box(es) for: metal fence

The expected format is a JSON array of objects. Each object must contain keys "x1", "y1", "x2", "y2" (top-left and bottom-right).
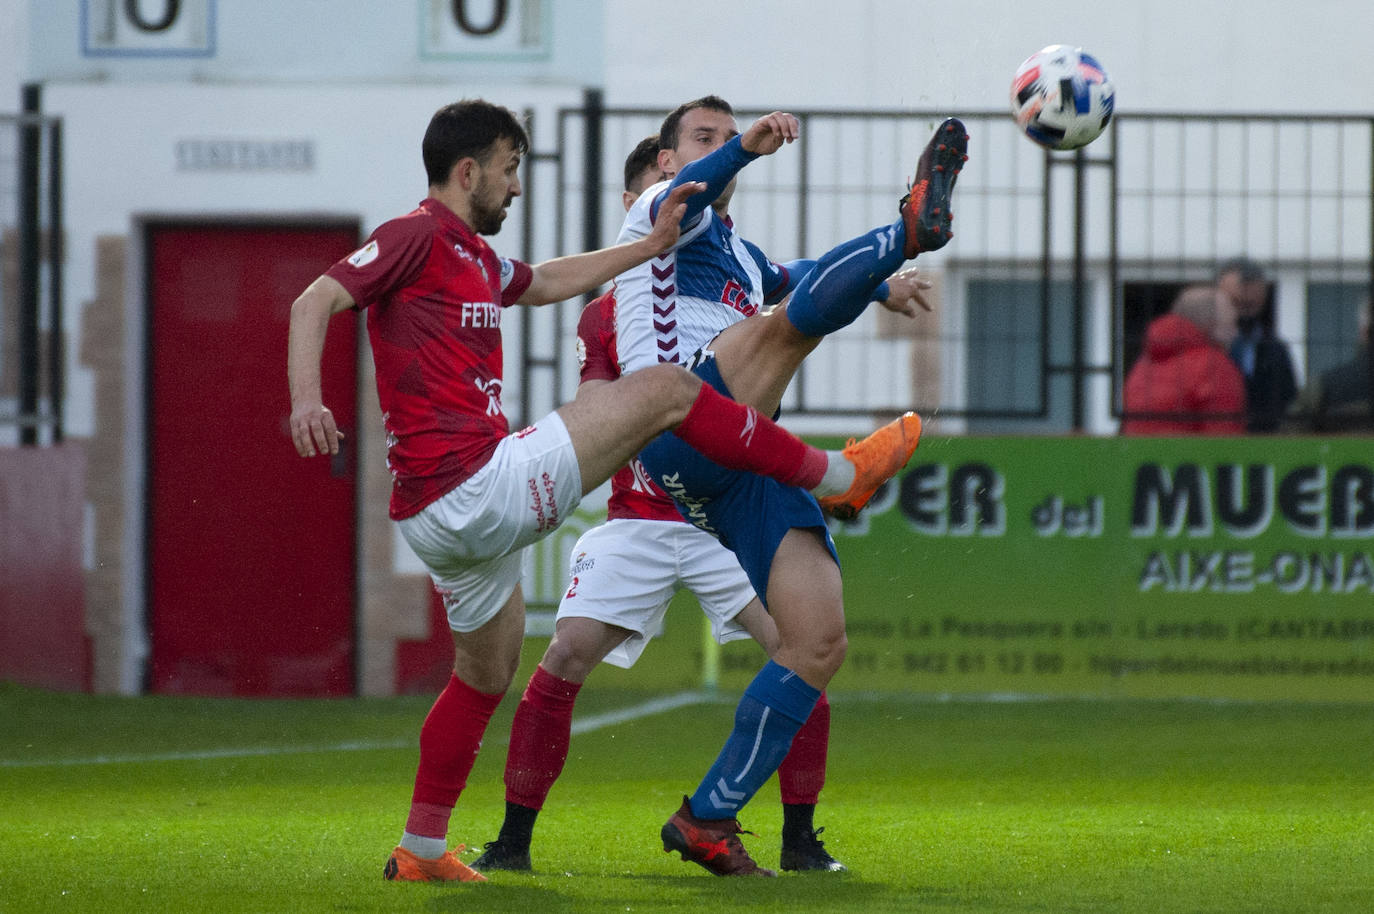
[
  {"x1": 0, "y1": 92, "x2": 65, "y2": 446},
  {"x1": 1, "y1": 99, "x2": 1369, "y2": 441},
  {"x1": 508, "y1": 100, "x2": 1374, "y2": 436}
]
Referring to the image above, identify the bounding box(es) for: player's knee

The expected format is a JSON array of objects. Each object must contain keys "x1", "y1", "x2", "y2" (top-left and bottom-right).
[
  {"x1": 806, "y1": 624, "x2": 846, "y2": 674},
  {"x1": 453, "y1": 652, "x2": 520, "y2": 694},
  {"x1": 636, "y1": 363, "x2": 701, "y2": 426},
  {"x1": 651, "y1": 362, "x2": 700, "y2": 397},
  {"x1": 818, "y1": 629, "x2": 848, "y2": 677},
  {"x1": 782, "y1": 624, "x2": 846, "y2": 682},
  {"x1": 540, "y1": 636, "x2": 596, "y2": 682}
]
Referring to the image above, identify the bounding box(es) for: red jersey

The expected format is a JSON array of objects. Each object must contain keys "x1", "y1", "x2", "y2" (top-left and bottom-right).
[
  {"x1": 327, "y1": 198, "x2": 533, "y2": 519},
  {"x1": 576, "y1": 290, "x2": 684, "y2": 523}
]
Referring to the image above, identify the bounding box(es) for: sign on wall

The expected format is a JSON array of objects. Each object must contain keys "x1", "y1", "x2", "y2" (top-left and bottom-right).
[
  {"x1": 420, "y1": 0, "x2": 550, "y2": 61},
  {"x1": 82, "y1": 0, "x2": 215, "y2": 57},
  {"x1": 33, "y1": 0, "x2": 600, "y2": 85}
]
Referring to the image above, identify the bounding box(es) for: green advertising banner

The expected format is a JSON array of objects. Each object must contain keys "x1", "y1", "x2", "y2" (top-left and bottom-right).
[
  {"x1": 780, "y1": 436, "x2": 1374, "y2": 702},
  {"x1": 531, "y1": 437, "x2": 1374, "y2": 702}
]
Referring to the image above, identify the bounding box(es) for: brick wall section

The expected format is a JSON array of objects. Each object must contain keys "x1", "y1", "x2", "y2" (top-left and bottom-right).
[{"x1": 79, "y1": 235, "x2": 131, "y2": 692}]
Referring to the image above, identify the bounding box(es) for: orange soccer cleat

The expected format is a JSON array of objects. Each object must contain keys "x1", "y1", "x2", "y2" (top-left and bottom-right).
[
  {"x1": 383, "y1": 845, "x2": 488, "y2": 883},
  {"x1": 818, "y1": 411, "x2": 923, "y2": 521}
]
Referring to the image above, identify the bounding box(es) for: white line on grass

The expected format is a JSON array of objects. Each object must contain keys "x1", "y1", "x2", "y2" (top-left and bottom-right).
[
  {"x1": 569, "y1": 689, "x2": 718, "y2": 735},
  {"x1": 0, "y1": 690, "x2": 720, "y2": 769}
]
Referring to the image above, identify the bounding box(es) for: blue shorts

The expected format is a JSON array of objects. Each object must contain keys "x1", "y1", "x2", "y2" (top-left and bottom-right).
[{"x1": 638, "y1": 357, "x2": 839, "y2": 607}]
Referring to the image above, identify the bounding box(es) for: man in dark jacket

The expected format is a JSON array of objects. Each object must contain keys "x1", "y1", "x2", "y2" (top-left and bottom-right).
[
  {"x1": 1287, "y1": 298, "x2": 1373, "y2": 432},
  {"x1": 1218, "y1": 258, "x2": 1298, "y2": 432}
]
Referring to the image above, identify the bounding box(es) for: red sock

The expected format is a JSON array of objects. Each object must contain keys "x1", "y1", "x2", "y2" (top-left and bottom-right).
[
  {"x1": 504, "y1": 665, "x2": 581, "y2": 810},
  {"x1": 404, "y1": 673, "x2": 504, "y2": 838},
  {"x1": 779, "y1": 691, "x2": 829, "y2": 805},
  {"x1": 675, "y1": 383, "x2": 828, "y2": 489}
]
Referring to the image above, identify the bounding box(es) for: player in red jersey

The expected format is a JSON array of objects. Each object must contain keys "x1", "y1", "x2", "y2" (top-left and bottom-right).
[
  {"x1": 286, "y1": 100, "x2": 921, "y2": 884},
  {"x1": 472, "y1": 138, "x2": 845, "y2": 875}
]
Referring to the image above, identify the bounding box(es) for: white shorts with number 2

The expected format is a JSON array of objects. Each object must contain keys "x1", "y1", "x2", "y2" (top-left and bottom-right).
[{"x1": 556, "y1": 517, "x2": 758, "y2": 668}]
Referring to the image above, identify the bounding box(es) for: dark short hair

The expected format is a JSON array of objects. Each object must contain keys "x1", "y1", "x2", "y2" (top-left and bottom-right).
[
  {"x1": 423, "y1": 99, "x2": 530, "y2": 186},
  {"x1": 1217, "y1": 257, "x2": 1266, "y2": 283},
  {"x1": 623, "y1": 135, "x2": 661, "y2": 191},
  {"x1": 658, "y1": 95, "x2": 734, "y2": 152}
]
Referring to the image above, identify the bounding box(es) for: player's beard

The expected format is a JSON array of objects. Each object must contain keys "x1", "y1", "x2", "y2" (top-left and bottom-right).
[{"x1": 471, "y1": 176, "x2": 512, "y2": 235}]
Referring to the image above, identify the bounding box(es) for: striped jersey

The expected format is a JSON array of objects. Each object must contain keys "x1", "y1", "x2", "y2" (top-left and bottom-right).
[{"x1": 612, "y1": 180, "x2": 791, "y2": 374}]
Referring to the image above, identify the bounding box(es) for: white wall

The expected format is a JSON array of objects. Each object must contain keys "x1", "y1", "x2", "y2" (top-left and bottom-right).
[
  {"x1": 13, "y1": 1, "x2": 1373, "y2": 116},
  {"x1": 0, "y1": 0, "x2": 23, "y2": 107},
  {"x1": 601, "y1": 0, "x2": 1374, "y2": 114}
]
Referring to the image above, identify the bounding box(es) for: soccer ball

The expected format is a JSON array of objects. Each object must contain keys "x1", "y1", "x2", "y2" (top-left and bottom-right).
[{"x1": 1010, "y1": 45, "x2": 1115, "y2": 150}]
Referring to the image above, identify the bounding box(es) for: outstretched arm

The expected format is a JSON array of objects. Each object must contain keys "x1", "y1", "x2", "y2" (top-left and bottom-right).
[
  {"x1": 519, "y1": 181, "x2": 705, "y2": 305},
  {"x1": 656, "y1": 112, "x2": 801, "y2": 226},
  {"x1": 288, "y1": 274, "x2": 355, "y2": 457}
]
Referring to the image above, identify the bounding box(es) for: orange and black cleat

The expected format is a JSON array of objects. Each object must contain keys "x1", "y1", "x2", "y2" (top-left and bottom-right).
[
  {"x1": 899, "y1": 117, "x2": 969, "y2": 257},
  {"x1": 661, "y1": 796, "x2": 776, "y2": 877}
]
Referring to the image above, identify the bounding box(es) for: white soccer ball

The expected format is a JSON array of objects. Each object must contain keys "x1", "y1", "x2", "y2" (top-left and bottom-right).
[{"x1": 1010, "y1": 45, "x2": 1115, "y2": 150}]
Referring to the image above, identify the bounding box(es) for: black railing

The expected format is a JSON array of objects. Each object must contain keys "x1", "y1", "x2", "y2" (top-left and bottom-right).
[
  {"x1": 515, "y1": 102, "x2": 1372, "y2": 434},
  {"x1": 2, "y1": 86, "x2": 65, "y2": 445}
]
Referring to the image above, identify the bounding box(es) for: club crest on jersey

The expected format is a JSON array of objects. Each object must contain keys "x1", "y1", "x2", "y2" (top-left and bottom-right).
[
  {"x1": 347, "y1": 240, "x2": 379, "y2": 267},
  {"x1": 474, "y1": 377, "x2": 504, "y2": 417},
  {"x1": 628, "y1": 459, "x2": 655, "y2": 494}
]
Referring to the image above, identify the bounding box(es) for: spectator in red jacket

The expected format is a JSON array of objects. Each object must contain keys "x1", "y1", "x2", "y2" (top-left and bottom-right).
[{"x1": 1122, "y1": 285, "x2": 1247, "y2": 435}]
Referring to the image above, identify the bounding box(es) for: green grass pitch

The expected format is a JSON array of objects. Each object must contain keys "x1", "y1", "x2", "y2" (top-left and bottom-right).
[{"x1": 2, "y1": 681, "x2": 1372, "y2": 913}]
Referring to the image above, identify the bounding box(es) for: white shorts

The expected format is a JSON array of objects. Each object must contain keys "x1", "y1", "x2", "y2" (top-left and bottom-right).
[
  {"x1": 397, "y1": 413, "x2": 583, "y2": 633},
  {"x1": 555, "y1": 517, "x2": 758, "y2": 668}
]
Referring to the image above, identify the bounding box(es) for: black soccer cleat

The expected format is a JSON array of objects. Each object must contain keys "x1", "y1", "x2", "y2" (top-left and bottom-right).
[
  {"x1": 470, "y1": 838, "x2": 533, "y2": 872},
  {"x1": 780, "y1": 826, "x2": 848, "y2": 872},
  {"x1": 898, "y1": 117, "x2": 969, "y2": 257}
]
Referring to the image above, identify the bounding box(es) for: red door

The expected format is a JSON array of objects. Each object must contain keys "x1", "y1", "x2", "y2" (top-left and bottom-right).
[{"x1": 147, "y1": 222, "x2": 360, "y2": 696}]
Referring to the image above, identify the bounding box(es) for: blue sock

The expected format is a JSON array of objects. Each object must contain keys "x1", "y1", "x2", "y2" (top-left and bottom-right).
[
  {"x1": 689, "y1": 660, "x2": 821, "y2": 819},
  {"x1": 784, "y1": 220, "x2": 909, "y2": 337}
]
